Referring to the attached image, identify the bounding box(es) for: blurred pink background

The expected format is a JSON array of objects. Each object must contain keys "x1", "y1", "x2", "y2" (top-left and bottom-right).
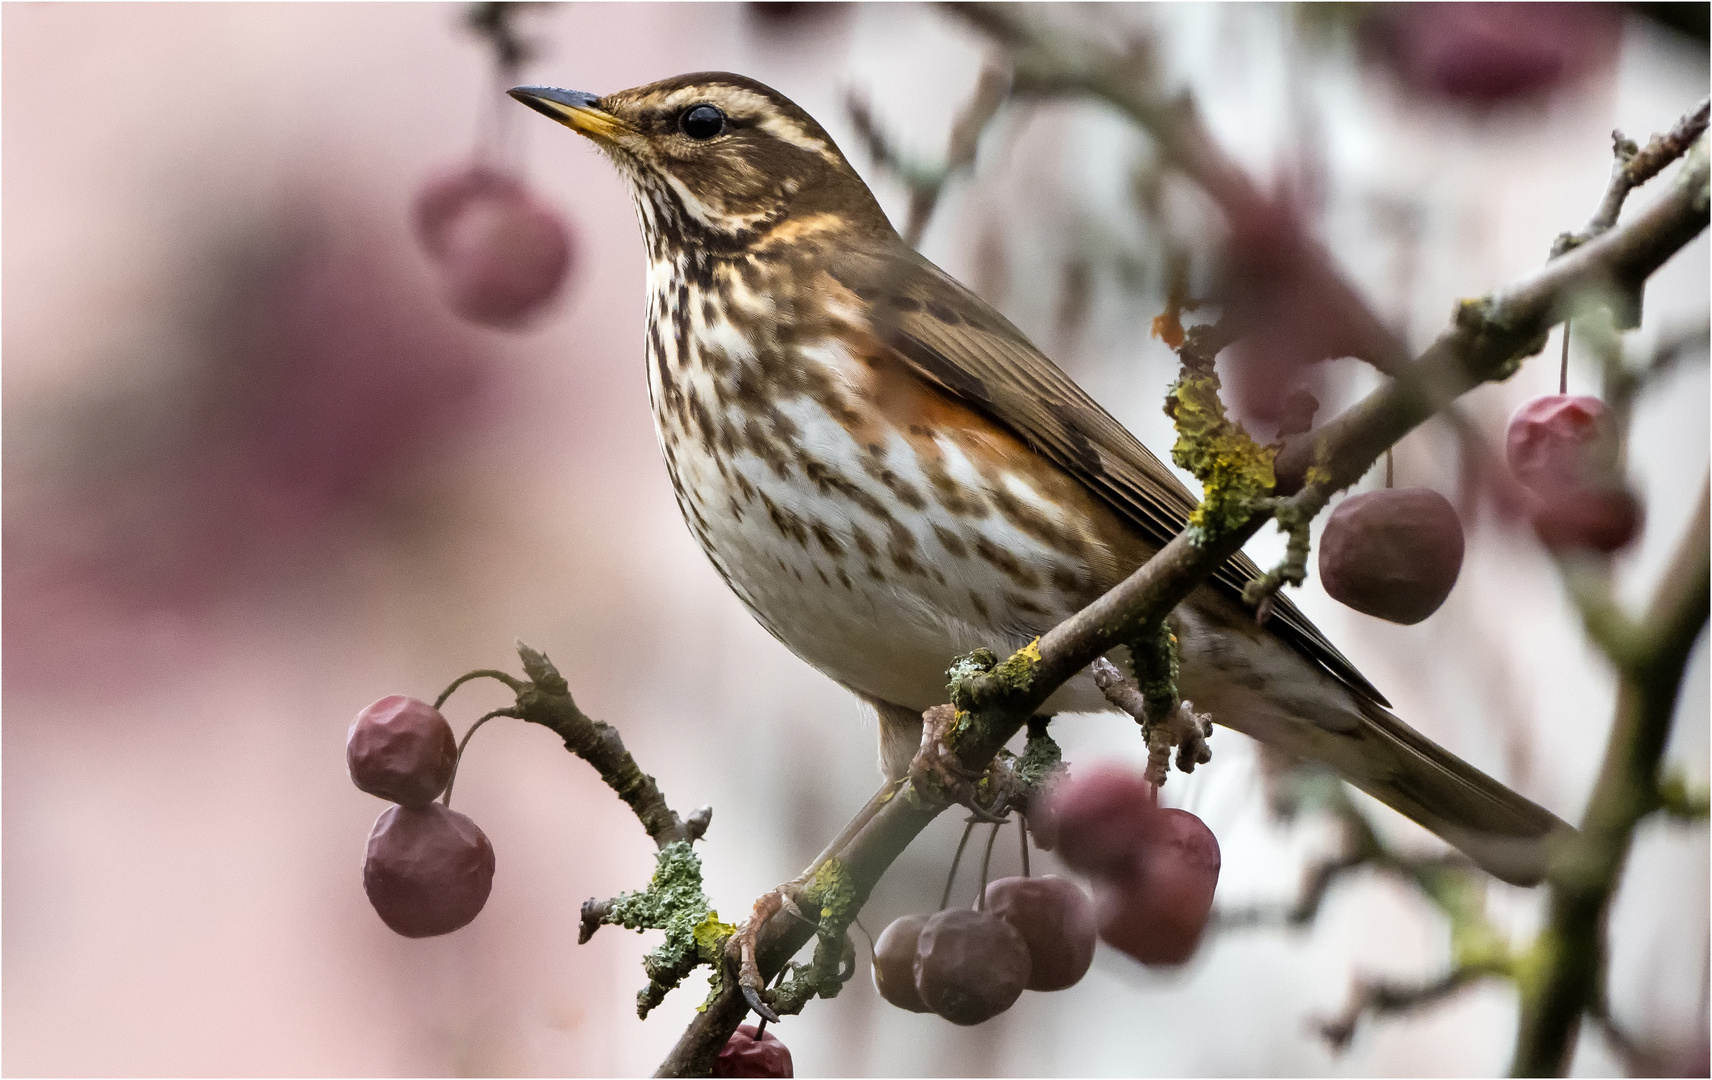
[{"x1": 4, "y1": 4, "x2": 1707, "y2": 1076}]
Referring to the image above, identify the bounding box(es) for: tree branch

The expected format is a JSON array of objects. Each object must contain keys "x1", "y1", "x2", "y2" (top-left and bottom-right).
[
  {"x1": 655, "y1": 177, "x2": 1707, "y2": 1069},
  {"x1": 1511, "y1": 480, "x2": 1711, "y2": 1076},
  {"x1": 508, "y1": 641, "x2": 710, "y2": 849}
]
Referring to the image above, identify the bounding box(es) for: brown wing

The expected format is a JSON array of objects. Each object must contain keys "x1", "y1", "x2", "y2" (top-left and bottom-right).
[{"x1": 826, "y1": 243, "x2": 1390, "y2": 709}]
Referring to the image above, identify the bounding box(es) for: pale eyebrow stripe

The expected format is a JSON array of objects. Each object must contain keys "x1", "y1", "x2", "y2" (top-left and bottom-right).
[{"x1": 659, "y1": 85, "x2": 841, "y2": 165}]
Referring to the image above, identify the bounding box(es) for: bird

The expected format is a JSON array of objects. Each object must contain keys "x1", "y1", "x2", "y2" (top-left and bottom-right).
[{"x1": 509, "y1": 72, "x2": 1569, "y2": 886}]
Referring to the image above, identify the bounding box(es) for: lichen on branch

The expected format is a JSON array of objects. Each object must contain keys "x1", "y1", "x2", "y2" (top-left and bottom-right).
[
  {"x1": 587, "y1": 841, "x2": 734, "y2": 1019},
  {"x1": 1163, "y1": 323, "x2": 1277, "y2": 544}
]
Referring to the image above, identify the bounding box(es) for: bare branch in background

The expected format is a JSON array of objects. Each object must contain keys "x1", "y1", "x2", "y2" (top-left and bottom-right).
[
  {"x1": 846, "y1": 63, "x2": 1012, "y2": 247},
  {"x1": 1513, "y1": 480, "x2": 1711, "y2": 1076}
]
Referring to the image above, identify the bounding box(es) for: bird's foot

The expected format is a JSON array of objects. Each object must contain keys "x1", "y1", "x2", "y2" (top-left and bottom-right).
[
  {"x1": 732, "y1": 882, "x2": 817, "y2": 1023},
  {"x1": 908, "y1": 704, "x2": 1013, "y2": 820}
]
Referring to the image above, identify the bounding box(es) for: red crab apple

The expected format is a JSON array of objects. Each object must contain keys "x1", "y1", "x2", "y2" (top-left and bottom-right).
[
  {"x1": 1096, "y1": 807, "x2": 1221, "y2": 966},
  {"x1": 1319, "y1": 488, "x2": 1465, "y2": 624},
  {"x1": 346, "y1": 695, "x2": 458, "y2": 807},
  {"x1": 414, "y1": 164, "x2": 572, "y2": 328},
  {"x1": 913, "y1": 908, "x2": 1031, "y2": 1025},
  {"x1": 872, "y1": 915, "x2": 933, "y2": 1012},
  {"x1": 363, "y1": 802, "x2": 495, "y2": 937},
  {"x1": 1039, "y1": 763, "x2": 1158, "y2": 875},
  {"x1": 713, "y1": 1024, "x2": 793, "y2": 1078},
  {"x1": 983, "y1": 875, "x2": 1097, "y2": 991},
  {"x1": 1506, "y1": 395, "x2": 1620, "y2": 495}
]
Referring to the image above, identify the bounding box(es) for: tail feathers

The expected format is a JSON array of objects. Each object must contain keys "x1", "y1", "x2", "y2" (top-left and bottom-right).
[
  {"x1": 1232, "y1": 694, "x2": 1572, "y2": 886},
  {"x1": 1347, "y1": 698, "x2": 1572, "y2": 886}
]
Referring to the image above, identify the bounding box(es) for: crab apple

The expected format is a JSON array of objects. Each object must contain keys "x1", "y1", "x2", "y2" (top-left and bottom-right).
[
  {"x1": 414, "y1": 164, "x2": 571, "y2": 328},
  {"x1": 1506, "y1": 395, "x2": 1620, "y2": 495},
  {"x1": 713, "y1": 1024, "x2": 793, "y2": 1078},
  {"x1": 913, "y1": 908, "x2": 1032, "y2": 1025},
  {"x1": 363, "y1": 803, "x2": 494, "y2": 938},
  {"x1": 347, "y1": 695, "x2": 458, "y2": 807},
  {"x1": 1363, "y1": 3, "x2": 1620, "y2": 107},
  {"x1": 1096, "y1": 808, "x2": 1221, "y2": 967},
  {"x1": 1318, "y1": 488, "x2": 1465, "y2": 624},
  {"x1": 872, "y1": 915, "x2": 933, "y2": 1012},
  {"x1": 983, "y1": 876, "x2": 1097, "y2": 991},
  {"x1": 1040, "y1": 763, "x2": 1157, "y2": 875},
  {"x1": 1532, "y1": 485, "x2": 1642, "y2": 553}
]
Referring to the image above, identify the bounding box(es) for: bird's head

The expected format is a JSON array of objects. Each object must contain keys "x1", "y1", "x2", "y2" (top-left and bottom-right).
[{"x1": 510, "y1": 73, "x2": 890, "y2": 256}]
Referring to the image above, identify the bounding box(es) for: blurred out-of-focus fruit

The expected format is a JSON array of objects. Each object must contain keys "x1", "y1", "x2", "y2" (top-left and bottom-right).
[
  {"x1": 1095, "y1": 807, "x2": 1221, "y2": 966},
  {"x1": 347, "y1": 695, "x2": 459, "y2": 806},
  {"x1": 1532, "y1": 485, "x2": 1642, "y2": 553},
  {"x1": 414, "y1": 164, "x2": 572, "y2": 328},
  {"x1": 1040, "y1": 763, "x2": 1157, "y2": 875},
  {"x1": 1364, "y1": 3, "x2": 1622, "y2": 107},
  {"x1": 913, "y1": 908, "x2": 1031, "y2": 1025},
  {"x1": 1506, "y1": 395, "x2": 1620, "y2": 495},
  {"x1": 1319, "y1": 489, "x2": 1465, "y2": 624},
  {"x1": 363, "y1": 803, "x2": 495, "y2": 937},
  {"x1": 713, "y1": 1024, "x2": 793, "y2": 1078},
  {"x1": 983, "y1": 876, "x2": 1097, "y2": 991},
  {"x1": 872, "y1": 915, "x2": 933, "y2": 1012}
]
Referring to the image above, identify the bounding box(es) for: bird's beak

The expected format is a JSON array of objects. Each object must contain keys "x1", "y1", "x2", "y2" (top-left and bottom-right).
[{"x1": 508, "y1": 85, "x2": 628, "y2": 143}]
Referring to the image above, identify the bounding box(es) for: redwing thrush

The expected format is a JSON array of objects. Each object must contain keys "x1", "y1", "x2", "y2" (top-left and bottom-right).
[{"x1": 510, "y1": 74, "x2": 1569, "y2": 885}]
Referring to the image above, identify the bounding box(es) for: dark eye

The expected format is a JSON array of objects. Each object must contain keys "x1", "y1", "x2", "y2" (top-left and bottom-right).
[{"x1": 680, "y1": 104, "x2": 726, "y2": 140}]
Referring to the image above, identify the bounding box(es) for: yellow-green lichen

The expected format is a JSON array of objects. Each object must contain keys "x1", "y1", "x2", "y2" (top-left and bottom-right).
[
  {"x1": 804, "y1": 859, "x2": 856, "y2": 927},
  {"x1": 992, "y1": 639, "x2": 1041, "y2": 695},
  {"x1": 1165, "y1": 363, "x2": 1277, "y2": 543},
  {"x1": 691, "y1": 911, "x2": 735, "y2": 961}
]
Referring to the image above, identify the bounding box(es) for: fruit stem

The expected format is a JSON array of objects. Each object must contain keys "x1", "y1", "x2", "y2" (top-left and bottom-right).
[
  {"x1": 1560, "y1": 321, "x2": 1571, "y2": 395},
  {"x1": 940, "y1": 821, "x2": 976, "y2": 911},
  {"x1": 442, "y1": 707, "x2": 520, "y2": 807},
  {"x1": 976, "y1": 822, "x2": 1002, "y2": 909},
  {"x1": 1019, "y1": 816, "x2": 1031, "y2": 878},
  {"x1": 433, "y1": 669, "x2": 525, "y2": 710}
]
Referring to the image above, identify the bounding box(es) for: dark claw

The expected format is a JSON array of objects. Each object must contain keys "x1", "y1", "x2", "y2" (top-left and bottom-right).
[{"x1": 742, "y1": 982, "x2": 781, "y2": 1024}]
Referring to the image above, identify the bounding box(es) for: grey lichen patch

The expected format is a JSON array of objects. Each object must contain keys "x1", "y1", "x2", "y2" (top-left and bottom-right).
[
  {"x1": 1453, "y1": 296, "x2": 1549, "y2": 378},
  {"x1": 1013, "y1": 717, "x2": 1063, "y2": 796},
  {"x1": 598, "y1": 841, "x2": 733, "y2": 1018},
  {"x1": 946, "y1": 648, "x2": 999, "y2": 711}
]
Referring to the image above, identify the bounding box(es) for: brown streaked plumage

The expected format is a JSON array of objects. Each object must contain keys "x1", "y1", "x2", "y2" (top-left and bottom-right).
[{"x1": 511, "y1": 73, "x2": 1570, "y2": 885}]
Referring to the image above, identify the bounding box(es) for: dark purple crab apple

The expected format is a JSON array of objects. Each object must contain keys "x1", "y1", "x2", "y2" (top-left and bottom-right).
[
  {"x1": 1531, "y1": 485, "x2": 1642, "y2": 553},
  {"x1": 913, "y1": 908, "x2": 1032, "y2": 1025},
  {"x1": 1095, "y1": 807, "x2": 1221, "y2": 967},
  {"x1": 872, "y1": 915, "x2": 934, "y2": 1013},
  {"x1": 414, "y1": 164, "x2": 572, "y2": 328},
  {"x1": 713, "y1": 1024, "x2": 793, "y2": 1078},
  {"x1": 346, "y1": 695, "x2": 459, "y2": 807},
  {"x1": 363, "y1": 802, "x2": 495, "y2": 937},
  {"x1": 1318, "y1": 488, "x2": 1465, "y2": 624},
  {"x1": 1037, "y1": 762, "x2": 1159, "y2": 875},
  {"x1": 983, "y1": 875, "x2": 1097, "y2": 991}
]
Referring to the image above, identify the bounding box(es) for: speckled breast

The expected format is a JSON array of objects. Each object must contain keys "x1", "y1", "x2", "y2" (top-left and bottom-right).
[{"x1": 640, "y1": 252, "x2": 1148, "y2": 713}]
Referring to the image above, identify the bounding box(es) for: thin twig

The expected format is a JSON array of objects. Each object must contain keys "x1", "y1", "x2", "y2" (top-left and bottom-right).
[{"x1": 846, "y1": 63, "x2": 1011, "y2": 247}]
